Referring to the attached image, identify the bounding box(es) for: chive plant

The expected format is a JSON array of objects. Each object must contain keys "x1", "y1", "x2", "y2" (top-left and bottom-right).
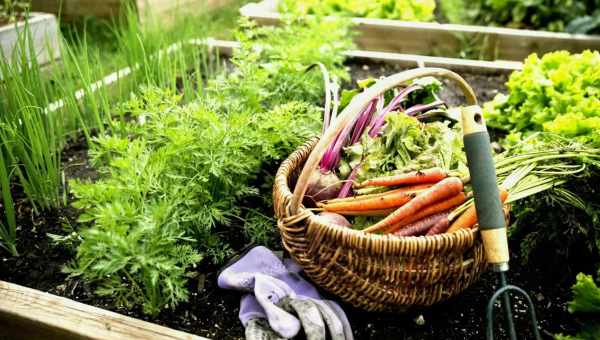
[{"x1": 0, "y1": 5, "x2": 229, "y2": 255}]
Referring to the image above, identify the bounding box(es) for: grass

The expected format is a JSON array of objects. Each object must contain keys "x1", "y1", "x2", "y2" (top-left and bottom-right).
[{"x1": 0, "y1": 0, "x2": 247, "y2": 255}]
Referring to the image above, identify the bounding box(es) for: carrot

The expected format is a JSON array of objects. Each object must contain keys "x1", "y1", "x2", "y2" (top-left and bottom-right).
[
  {"x1": 393, "y1": 212, "x2": 447, "y2": 237},
  {"x1": 319, "y1": 190, "x2": 416, "y2": 212},
  {"x1": 319, "y1": 183, "x2": 433, "y2": 205},
  {"x1": 363, "y1": 177, "x2": 464, "y2": 234},
  {"x1": 426, "y1": 215, "x2": 451, "y2": 235},
  {"x1": 357, "y1": 168, "x2": 446, "y2": 188},
  {"x1": 333, "y1": 209, "x2": 395, "y2": 216},
  {"x1": 385, "y1": 191, "x2": 467, "y2": 234},
  {"x1": 446, "y1": 188, "x2": 509, "y2": 233}
]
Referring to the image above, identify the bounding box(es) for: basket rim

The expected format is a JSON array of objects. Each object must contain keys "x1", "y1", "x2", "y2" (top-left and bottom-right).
[{"x1": 275, "y1": 138, "x2": 480, "y2": 257}]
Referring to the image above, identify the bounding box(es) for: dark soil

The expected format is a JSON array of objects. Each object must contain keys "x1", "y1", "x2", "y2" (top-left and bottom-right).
[
  {"x1": 346, "y1": 61, "x2": 508, "y2": 106},
  {"x1": 0, "y1": 65, "x2": 581, "y2": 340}
]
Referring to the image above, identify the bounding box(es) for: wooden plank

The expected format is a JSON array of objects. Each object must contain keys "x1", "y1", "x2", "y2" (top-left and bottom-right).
[
  {"x1": 31, "y1": 0, "x2": 124, "y2": 19},
  {"x1": 202, "y1": 38, "x2": 521, "y2": 74},
  {"x1": 0, "y1": 280, "x2": 207, "y2": 340},
  {"x1": 345, "y1": 49, "x2": 522, "y2": 74},
  {"x1": 240, "y1": 1, "x2": 600, "y2": 62},
  {"x1": 138, "y1": 0, "x2": 235, "y2": 25},
  {"x1": 32, "y1": 0, "x2": 234, "y2": 21}
]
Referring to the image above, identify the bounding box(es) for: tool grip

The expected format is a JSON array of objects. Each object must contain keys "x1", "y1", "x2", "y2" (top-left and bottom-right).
[
  {"x1": 463, "y1": 132, "x2": 505, "y2": 230},
  {"x1": 461, "y1": 106, "x2": 509, "y2": 270}
]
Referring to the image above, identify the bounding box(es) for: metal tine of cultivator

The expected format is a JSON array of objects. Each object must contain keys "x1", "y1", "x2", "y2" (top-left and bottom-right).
[{"x1": 486, "y1": 272, "x2": 542, "y2": 340}]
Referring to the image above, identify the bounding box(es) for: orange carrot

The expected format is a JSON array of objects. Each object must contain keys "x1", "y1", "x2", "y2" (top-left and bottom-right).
[
  {"x1": 334, "y1": 209, "x2": 395, "y2": 216},
  {"x1": 426, "y1": 215, "x2": 451, "y2": 235},
  {"x1": 319, "y1": 183, "x2": 433, "y2": 206},
  {"x1": 320, "y1": 190, "x2": 415, "y2": 212},
  {"x1": 393, "y1": 212, "x2": 447, "y2": 237},
  {"x1": 363, "y1": 177, "x2": 464, "y2": 233},
  {"x1": 447, "y1": 188, "x2": 509, "y2": 233},
  {"x1": 357, "y1": 168, "x2": 446, "y2": 188},
  {"x1": 385, "y1": 191, "x2": 467, "y2": 234}
]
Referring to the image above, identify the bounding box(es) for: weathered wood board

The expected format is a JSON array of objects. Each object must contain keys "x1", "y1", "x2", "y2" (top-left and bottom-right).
[
  {"x1": 31, "y1": 0, "x2": 234, "y2": 22},
  {"x1": 240, "y1": 0, "x2": 600, "y2": 62},
  {"x1": 202, "y1": 38, "x2": 523, "y2": 74},
  {"x1": 0, "y1": 280, "x2": 207, "y2": 340}
]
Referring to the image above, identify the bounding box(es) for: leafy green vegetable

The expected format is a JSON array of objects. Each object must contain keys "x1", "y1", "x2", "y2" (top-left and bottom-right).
[
  {"x1": 556, "y1": 325, "x2": 600, "y2": 340},
  {"x1": 555, "y1": 273, "x2": 600, "y2": 340},
  {"x1": 485, "y1": 50, "x2": 600, "y2": 143},
  {"x1": 440, "y1": 0, "x2": 600, "y2": 34},
  {"x1": 280, "y1": 0, "x2": 436, "y2": 22},
  {"x1": 68, "y1": 17, "x2": 352, "y2": 315},
  {"x1": 569, "y1": 273, "x2": 600, "y2": 314},
  {"x1": 484, "y1": 51, "x2": 600, "y2": 271},
  {"x1": 341, "y1": 114, "x2": 466, "y2": 183}
]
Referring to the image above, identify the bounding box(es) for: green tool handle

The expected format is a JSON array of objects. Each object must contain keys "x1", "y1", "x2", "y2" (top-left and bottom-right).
[
  {"x1": 461, "y1": 106, "x2": 509, "y2": 271},
  {"x1": 463, "y1": 132, "x2": 505, "y2": 230}
]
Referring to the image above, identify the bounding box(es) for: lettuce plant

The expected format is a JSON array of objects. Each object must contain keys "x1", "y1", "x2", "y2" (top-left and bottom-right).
[
  {"x1": 485, "y1": 50, "x2": 600, "y2": 143},
  {"x1": 556, "y1": 272, "x2": 600, "y2": 340}
]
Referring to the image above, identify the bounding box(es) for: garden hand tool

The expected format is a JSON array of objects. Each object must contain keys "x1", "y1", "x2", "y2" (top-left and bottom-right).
[
  {"x1": 461, "y1": 105, "x2": 542, "y2": 340},
  {"x1": 218, "y1": 246, "x2": 353, "y2": 340}
]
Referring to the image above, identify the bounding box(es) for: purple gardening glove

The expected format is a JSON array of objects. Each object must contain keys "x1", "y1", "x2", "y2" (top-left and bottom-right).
[{"x1": 218, "y1": 246, "x2": 353, "y2": 340}]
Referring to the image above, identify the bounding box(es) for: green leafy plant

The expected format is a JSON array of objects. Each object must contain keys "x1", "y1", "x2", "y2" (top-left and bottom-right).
[
  {"x1": 280, "y1": 0, "x2": 436, "y2": 21},
  {"x1": 67, "y1": 16, "x2": 352, "y2": 315},
  {"x1": 556, "y1": 272, "x2": 600, "y2": 340},
  {"x1": 0, "y1": 0, "x2": 29, "y2": 24},
  {"x1": 485, "y1": 50, "x2": 600, "y2": 144},
  {"x1": 483, "y1": 51, "x2": 600, "y2": 272},
  {"x1": 440, "y1": 0, "x2": 600, "y2": 34}
]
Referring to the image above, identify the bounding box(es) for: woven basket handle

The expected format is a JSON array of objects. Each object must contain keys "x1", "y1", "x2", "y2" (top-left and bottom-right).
[{"x1": 290, "y1": 67, "x2": 478, "y2": 214}]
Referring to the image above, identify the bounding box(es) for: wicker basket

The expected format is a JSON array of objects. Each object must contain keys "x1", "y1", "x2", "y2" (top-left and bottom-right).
[{"x1": 272, "y1": 68, "x2": 489, "y2": 312}]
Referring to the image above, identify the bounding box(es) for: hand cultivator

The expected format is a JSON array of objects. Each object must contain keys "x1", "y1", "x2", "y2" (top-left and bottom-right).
[{"x1": 461, "y1": 105, "x2": 542, "y2": 340}]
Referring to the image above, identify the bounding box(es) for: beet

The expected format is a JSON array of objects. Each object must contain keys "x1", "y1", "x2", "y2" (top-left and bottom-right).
[
  {"x1": 316, "y1": 212, "x2": 351, "y2": 228},
  {"x1": 305, "y1": 168, "x2": 342, "y2": 203}
]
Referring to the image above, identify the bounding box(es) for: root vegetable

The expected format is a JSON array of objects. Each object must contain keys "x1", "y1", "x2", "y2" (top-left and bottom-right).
[
  {"x1": 425, "y1": 215, "x2": 451, "y2": 235},
  {"x1": 357, "y1": 168, "x2": 446, "y2": 188},
  {"x1": 393, "y1": 212, "x2": 447, "y2": 237},
  {"x1": 316, "y1": 212, "x2": 351, "y2": 227},
  {"x1": 363, "y1": 177, "x2": 464, "y2": 233},
  {"x1": 305, "y1": 168, "x2": 342, "y2": 203},
  {"x1": 447, "y1": 188, "x2": 509, "y2": 233},
  {"x1": 319, "y1": 190, "x2": 415, "y2": 212}
]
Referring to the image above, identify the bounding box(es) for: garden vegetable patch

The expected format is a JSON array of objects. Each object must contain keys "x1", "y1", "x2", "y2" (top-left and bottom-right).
[{"x1": 1, "y1": 6, "x2": 599, "y2": 340}]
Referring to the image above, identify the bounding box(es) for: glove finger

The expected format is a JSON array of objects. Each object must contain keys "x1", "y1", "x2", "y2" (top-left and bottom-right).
[
  {"x1": 323, "y1": 300, "x2": 354, "y2": 340},
  {"x1": 245, "y1": 318, "x2": 288, "y2": 340},
  {"x1": 279, "y1": 297, "x2": 326, "y2": 340},
  {"x1": 254, "y1": 275, "x2": 301, "y2": 339},
  {"x1": 240, "y1": 294, "x2": 267, "y2": 327},
  {"x1": 311, "y1": 299, "x2": 345, "y2": 340}
]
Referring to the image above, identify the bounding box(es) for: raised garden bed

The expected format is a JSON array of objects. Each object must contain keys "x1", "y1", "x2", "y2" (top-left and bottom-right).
[
  {"x1": 0, "y1": 41, "x2": 581, "y2": 339},
  {"x1": 0, "y1": 12, "x2": 60, "y2": 69},
  {"x1": 240, "y1": 0, "x2": 600, "y2": 62}
]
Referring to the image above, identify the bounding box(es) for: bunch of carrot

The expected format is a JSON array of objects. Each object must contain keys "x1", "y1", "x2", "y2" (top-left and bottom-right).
[{"x1": 316, "y1": 167, "x2": 509, "y2": 236}]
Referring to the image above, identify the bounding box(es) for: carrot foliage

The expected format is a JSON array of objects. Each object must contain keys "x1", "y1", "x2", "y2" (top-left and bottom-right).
[{"x1": 64, "y1": 17, "x2": 352, "y2": 316}]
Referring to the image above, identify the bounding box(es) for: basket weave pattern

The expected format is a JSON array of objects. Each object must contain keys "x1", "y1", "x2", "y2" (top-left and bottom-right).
[{"x1": 273, "y1": 139, "x2": 488, "y2": 311}]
